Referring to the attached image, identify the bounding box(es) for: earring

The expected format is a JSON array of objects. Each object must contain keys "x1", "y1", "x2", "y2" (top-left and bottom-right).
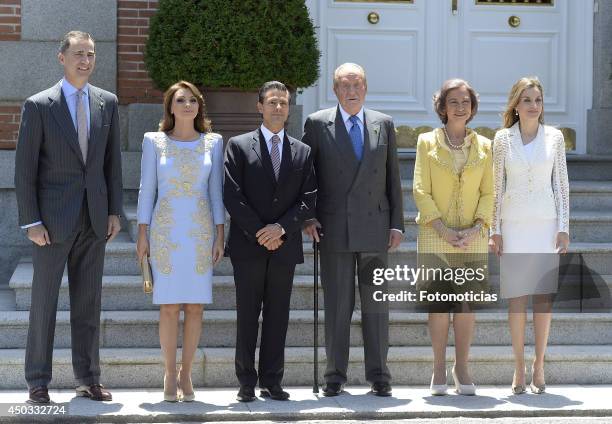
[{"x1": 514, "y1": 110, "x2": 518, "y2": 116}]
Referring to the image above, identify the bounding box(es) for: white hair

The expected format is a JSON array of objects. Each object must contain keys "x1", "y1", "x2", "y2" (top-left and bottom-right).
[{"x1": 333, "y1": 63, "x2": 367, "y2": 87}]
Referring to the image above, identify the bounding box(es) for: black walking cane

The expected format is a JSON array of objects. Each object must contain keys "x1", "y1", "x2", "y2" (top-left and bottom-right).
[{"x1": 313, "y1": 232, "x2": 320, "y2": 393}]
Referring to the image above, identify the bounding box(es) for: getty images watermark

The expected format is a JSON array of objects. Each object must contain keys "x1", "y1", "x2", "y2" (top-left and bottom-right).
[{"x1": 371, "y1": 265, "x2": 498, "y2": 303}]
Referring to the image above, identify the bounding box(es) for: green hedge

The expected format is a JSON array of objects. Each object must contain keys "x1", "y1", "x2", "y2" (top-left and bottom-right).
[{"x1": 145, "y1": 0, "x2": 320, "y2": 91}]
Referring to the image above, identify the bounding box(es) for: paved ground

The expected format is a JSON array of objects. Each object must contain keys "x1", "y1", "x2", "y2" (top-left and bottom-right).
[{"x1": 1, "y1": 386, "x2": 612, "y2": 423}]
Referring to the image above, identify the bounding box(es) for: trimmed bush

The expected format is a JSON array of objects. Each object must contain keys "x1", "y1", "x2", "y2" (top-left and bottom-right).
[{"x1": 145, "y1": 0, "x2": 320, "y2": 91}]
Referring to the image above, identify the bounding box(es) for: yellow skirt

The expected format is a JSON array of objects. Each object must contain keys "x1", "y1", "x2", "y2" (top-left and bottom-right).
[{"x1": 416, "y1": 225, "x2": 490, "y2": 310}]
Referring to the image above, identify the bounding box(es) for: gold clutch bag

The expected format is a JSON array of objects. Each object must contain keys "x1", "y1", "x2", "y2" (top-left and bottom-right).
[{"x1": 141, "y1": 255, "x2": 153, "y2": 294}]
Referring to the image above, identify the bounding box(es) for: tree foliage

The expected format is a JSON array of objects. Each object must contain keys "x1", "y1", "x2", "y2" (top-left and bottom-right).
[{"x1": 145, "y1": 0, "x2": 320, "y2": 91}]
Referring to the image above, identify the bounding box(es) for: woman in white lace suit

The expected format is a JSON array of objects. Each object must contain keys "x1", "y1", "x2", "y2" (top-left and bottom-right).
[
  {"x1": 136, "y1": 81, "x2": 225, "y2": 402},
  {"x1": 489, "y1": 77, "x2": 569, "y2": 395}
]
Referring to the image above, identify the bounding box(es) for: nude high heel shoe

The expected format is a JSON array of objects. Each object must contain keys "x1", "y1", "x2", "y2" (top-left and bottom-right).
[
  {"x1": 530, "y1": 365, "x2": 546, "y2": 394},
  {"x1": 178, "y1": 369, "x2": 195, "y2": 402},
  {"x1": 452, "y1": 366, "x2": 476, "y2": 396},
  {"x1": 163, "y1": 374, "x2": 178, "y2": 402},
  {"x1": 430, "y1": 371, "x2": 448, "y2": 396},
  {"x1": 511, "y1": 366, "x2": 526, "y2": 395}
]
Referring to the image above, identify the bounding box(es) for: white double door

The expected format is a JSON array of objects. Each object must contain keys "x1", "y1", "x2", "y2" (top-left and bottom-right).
[{"x1": 301, "y1": 0, "x2": 592, "y2": 152}]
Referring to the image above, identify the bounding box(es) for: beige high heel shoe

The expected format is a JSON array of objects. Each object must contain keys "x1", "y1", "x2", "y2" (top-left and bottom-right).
[
  {"x1": 530, "y1": 365, "x2": 546, "y2": 394},
  {"x1": 177, "y1": 370, "x2": 195, "y2": 402},
  {"x1": 163, "y1": 373, "x2": 178, "y2": 402}
]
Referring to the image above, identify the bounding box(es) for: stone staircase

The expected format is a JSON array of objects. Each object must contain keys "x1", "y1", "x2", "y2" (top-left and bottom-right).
[{"x1": 1, "y1": 153, "x2": 612, "y2": 389}]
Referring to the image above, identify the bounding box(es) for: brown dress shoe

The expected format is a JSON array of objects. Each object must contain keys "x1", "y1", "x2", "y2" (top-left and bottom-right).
[
  {"x1": 28, "y1": 386, "x2": 50, "y2": 404},
  {"x1": 76, "y1": 384, "x2": 113, "y2": 401}
]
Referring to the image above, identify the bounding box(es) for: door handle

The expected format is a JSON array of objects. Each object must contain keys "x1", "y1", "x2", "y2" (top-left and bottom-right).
[
  {"x1": 367, "y1": 11, "x2": 380, "y2": 25},
  {"x1": 452, "y1": 0, "x2": 458, "y2": 15},
  {"x1": 508, "y1": 15, "x2": 521, "y2": 28}
]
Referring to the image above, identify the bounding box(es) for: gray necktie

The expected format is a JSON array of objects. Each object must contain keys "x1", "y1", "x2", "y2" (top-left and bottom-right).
[
  {"x1": 76, "y1": 90, "x2": 88, "y2": 163},
  {"x1": 270, "y1": 134, "x2": 281, "y2": 180}
]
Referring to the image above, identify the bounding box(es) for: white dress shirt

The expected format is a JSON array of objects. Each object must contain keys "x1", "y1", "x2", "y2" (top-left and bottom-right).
[
  {"x1": 260, "y1": 124, "x2": 285, "y2": 163},
  {"x1": 338, "y1": 105, "x2": 364, "y2": 141},
  {"x1": 259, "y1": 124, "x2": 286, "y2": 235},
  {"x1": 62, "y1": 78, "x2": 91, "y2": 134}
]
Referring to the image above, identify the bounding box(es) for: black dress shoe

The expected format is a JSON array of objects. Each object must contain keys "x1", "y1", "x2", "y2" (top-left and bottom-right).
[
  {"x1": 260, "y1": 385, "x2": 290, "y2": 400},
  {"x1": 28, "y1": 386, "x2": 50, "y2": 404},
  {"x1": 76, "y1": 384, "x2": 113, "y2": 401},
  {"x1": 322, "y1": 382, "x2": 343, "y2": 397},
  {"x1": 370, "y1": 381, "x2": 392, "y2": 397},
  {"x1": 237, "y1": 386, "x2": 256, "y2": 402}
]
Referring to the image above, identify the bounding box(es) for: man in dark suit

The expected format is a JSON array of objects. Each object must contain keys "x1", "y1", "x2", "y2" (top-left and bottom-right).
[
  {"x1": 302, "y1": 63, "x2": 404, "y2": 397},
  {"x1": 224, "y1": 81, "x2": 316, "y2": 402},
  {"x1": 14, "y1": 31, "x2": 123, "y2": 404}
]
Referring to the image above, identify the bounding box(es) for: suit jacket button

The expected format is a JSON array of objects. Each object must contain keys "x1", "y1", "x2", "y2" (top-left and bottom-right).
[
  {"x1": 374, "y1": 169, "x2": 378, "y2": 173},
  {"x1": 273, "y1": 198, "x2": 278, "y2": 202},
  {"x1": 243, "y1": 230, "x2": 248, "y2": 236}
]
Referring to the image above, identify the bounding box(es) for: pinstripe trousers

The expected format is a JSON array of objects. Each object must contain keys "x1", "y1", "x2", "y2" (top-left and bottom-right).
[
  {"x1": 25, "y1": 198, "x2": 106, "y2": 388},
  {"x1": 320, "y1": 250, "x2": 391, "y2": 385}
]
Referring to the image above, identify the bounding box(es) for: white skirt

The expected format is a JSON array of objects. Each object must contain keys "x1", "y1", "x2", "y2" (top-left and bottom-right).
[{"x1": 499, "y1": 219, "x2": 560, "y2": 299}]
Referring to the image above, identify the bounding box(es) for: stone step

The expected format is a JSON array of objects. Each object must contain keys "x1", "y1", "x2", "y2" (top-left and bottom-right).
[
  {"x1": 1, "y1": 344, "x2": 612, "y2": 389},
  {"x1": 9, "y1": 262, "x2": 612, "y2": 312},
  {"x1": 397, "y1": 152, "x2": 612, "y2": 181},
  {"x1": 0, "y1": 285, "x2": 15, "y2": 311},
  {"x1": 120, "y1": 152, "x2": 612, "y2": 192},
  {"x1": 95, "y1": 240, "x2": 612, "y2": 276},
  {"x1": 1, "y1": 310, "x2": 611, "y2": 349},
  {"x1": 124, "y1": 180, "x2": 612, "y2": 241},
  {"x1": 1, "y1": 386, "x2": 611, "y2": 421}
]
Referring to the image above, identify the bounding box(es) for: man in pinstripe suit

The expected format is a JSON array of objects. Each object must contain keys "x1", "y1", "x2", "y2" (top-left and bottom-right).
[{"x1": 14, "y1": 31, "x2": 123, "y2": 404}]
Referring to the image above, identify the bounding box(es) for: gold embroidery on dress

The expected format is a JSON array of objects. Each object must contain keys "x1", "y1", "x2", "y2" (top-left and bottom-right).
[
  {"x1": 191, "y1": 198, "x2": 214, "y2": 274},
  {"x1": 150, "y1": 197, "x2": 177, "y2": 274},
  {"x1": 150, "y1": 132, "x2": 218, "y2": 276}
]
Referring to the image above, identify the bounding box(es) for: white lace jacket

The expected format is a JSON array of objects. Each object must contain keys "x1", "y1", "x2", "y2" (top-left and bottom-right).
[{"x1": 491, "y1": 122, "x2": 569, "y2": 235}]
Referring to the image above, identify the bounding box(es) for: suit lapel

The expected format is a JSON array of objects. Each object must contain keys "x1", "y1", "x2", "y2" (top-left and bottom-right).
[
  {"x1": 276, "y1": 133, "x2": 294, "y2": 186},
  {"x1": 509, "y1": 122, "x2": 529, "y2": 166},
  {"x1": 251, "y1": 130, "x2": 277, "y2": 186},
  {"x1": 87, "y1": 86, "x2": 104, "y2": 164},
  {"x1": 48, "y1": 82, "x2": 84, "y2": 167},
  {"x1": 329, "y1": 107, "x2": 359, "y2": 168}
]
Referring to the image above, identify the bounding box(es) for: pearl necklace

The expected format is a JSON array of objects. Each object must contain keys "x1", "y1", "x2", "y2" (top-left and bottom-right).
[{"x1": 443, "y1": 126, "x2": 466, "y2": 150}]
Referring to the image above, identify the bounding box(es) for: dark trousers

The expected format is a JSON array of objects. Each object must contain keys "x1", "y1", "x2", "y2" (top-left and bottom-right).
[
  {"x1": 25, "y1": 199, "x2": 106, "y2": 388},
  {"x1": 320, "y1": 250, "x2": 391, "y2": 385},
  {"x1": 232, "y1": 256, "x2": 295, "y2": 388}
]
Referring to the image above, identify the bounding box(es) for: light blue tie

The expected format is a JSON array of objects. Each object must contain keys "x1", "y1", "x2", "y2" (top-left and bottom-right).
[{"x1": 349, "y1": 115, "x2": 363, "y2": 161}]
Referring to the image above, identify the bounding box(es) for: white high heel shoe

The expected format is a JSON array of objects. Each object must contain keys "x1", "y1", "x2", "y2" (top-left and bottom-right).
[
  {"x1": 430, "y1": 372, "x2": 448, "y2": 396},
  {"x1": 452, "y1": 366, "x2": 476, "y2": 396}
]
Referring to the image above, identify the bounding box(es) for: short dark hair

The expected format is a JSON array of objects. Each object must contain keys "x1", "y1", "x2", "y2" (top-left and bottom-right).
[
  {"x1": 258, "y1": 81, "x2": 290, "y2": 103},
  {"x1": 59, "y1": 31, "x2": 95, "y2": 54},
  {"x1": 433, "y1": 78, "x2": 479, "y2": 124}
]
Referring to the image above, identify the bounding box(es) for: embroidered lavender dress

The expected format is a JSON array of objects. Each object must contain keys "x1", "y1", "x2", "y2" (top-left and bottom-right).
[{"x1": 137, "y1": 132, "x2": 225, "y2": 304}]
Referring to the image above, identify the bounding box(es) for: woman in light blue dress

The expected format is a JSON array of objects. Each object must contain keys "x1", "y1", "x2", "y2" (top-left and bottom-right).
[{"x1": 136, "y1": 81, "x2": 225, "y2": 402}]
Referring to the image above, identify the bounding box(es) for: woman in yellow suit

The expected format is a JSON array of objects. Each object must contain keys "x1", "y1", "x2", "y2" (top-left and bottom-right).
[{"x1": 413, "y1": 79, "x2": 494, "y2": 396}]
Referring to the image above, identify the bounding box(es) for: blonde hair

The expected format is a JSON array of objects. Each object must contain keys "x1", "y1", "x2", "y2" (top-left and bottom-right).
[
  {"x1": 502, "y1": 77, "x2": 545, "y2": 128},
  {"x1": 159, "y1": 81, "x2": 212, "y2": 133}
]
